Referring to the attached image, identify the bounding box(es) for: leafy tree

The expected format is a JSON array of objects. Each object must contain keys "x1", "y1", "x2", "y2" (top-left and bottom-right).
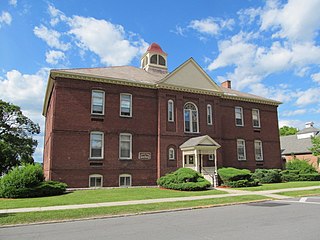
[
  {"x1": 279, "y1": 126, "x2": 298, "y2": 136},
  {"x1": 310, "y1": 136, "x2": 320, "y2": 156},
  {"x1": 0, "y1": 100, "x2": 40, "y2": 175}
]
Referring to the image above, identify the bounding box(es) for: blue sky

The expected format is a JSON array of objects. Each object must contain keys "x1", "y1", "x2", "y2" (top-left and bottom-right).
[{"x1": 0, "y1": 0, "x2": 319, "y2": 162}]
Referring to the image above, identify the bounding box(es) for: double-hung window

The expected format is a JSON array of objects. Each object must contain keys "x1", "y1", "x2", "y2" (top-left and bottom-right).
[
  {"x1": 119, "y1": 133, "x2": 132, "y2": 159},
  {"x1": 120, "y1": 93, "x2": 132, "y2": 117},
  {"x1": 90, "y1": 132, "x2": 104, "y2": 159},
  {"x1": 207, "y1": 104, "x2": 213, "y2": 125},
  {"x1": 252, "y1": 109, "x2": 261, "y2": 128},
  {"x1": 89, "y1": 174, "x2": 103, "y2": 187},
  {"x1": 254, "y1": 140, "x2": 263, "y2": 161},
  {"x1": 168, "y1": 147, "x2": 175, "y2": 160},
  {"x1": 168, "y1": 100, "x2": 174, "y2": 122},
  {"x1": 91, "y1": 90, "x2": 105, "y2": 115},
  {"x1": 119, "y1": 174, "x2": 132, "y2": 187},
  {"x1": 184, "y1": 102, "x2": 199, "y2": 133},
  {"x1": 235, "y1": 107, "x2": 244, "y2": 126},
  {"x1": 237, "y1": 139, "x2": 246, "y2": 161}
]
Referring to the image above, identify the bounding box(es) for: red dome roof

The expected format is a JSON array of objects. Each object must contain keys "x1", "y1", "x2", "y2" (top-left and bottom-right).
[{"x1": 147, "y1": 43, "x2": 167, "y2": 55}]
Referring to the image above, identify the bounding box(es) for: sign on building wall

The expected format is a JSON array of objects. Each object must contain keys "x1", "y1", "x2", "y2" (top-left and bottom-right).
[{"x1": 138, "y1": 152, "x2": 151, "y2": 160}]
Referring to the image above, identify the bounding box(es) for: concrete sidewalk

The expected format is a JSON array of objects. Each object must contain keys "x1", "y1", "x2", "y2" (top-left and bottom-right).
[{"x1": 1, "y1": 186, "x2": 320, "y2": 214}]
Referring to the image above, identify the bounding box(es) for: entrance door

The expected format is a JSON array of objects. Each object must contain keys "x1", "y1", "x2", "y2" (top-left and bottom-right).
[{"x1": 184, "y1": 155, "x2": 195, "y2": 167}]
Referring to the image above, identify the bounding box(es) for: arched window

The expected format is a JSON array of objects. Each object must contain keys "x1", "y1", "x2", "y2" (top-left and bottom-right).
[
  {"x1": 159, "y1": 55, "x2": 166, "y2": 66},
  {"x1": 184, "y1": 102, "x2": 199, "y2": 133},
  {"x1": 150, "y1": 54, "x2": 157, "y2": 64},
  {"x1": 89, "y1": 174, "x2": 103, "y2": 187},
  {"x1": 168, "y1": 100, "x2": 174, "y2": 122},
  {"x1": 168, "y1": 147, "x2": 175, "y2": 160},
  {"x1": 207, "y1": 104, "x2": 212, "y2": 125}
]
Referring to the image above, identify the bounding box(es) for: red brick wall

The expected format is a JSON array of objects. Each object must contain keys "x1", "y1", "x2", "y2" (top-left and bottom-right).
[
  {"x1": 284, "y1": 154, "x2": 320, "y2": 172},
  {"x1": 43, "y1": 77, "x2": 282, "y2": 187}
]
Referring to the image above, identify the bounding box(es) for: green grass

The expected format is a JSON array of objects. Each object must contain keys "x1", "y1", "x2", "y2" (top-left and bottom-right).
[
  {"x1": 0, "y1": 195, "x2": 269, "y2": 226},
  {"x1": 278, "y1": 189, "x2": 320, "y2": 197},
  {"x1": 0, "y1": 187, "x2": 226, "y2": 210},
  {"x1": 235, "y1": 181, "x2": 320, "y2": 191}
]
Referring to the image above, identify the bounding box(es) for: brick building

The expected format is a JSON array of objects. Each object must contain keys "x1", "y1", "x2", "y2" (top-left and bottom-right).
[{"x1": 42, "y1": 43, "x2": 282, "y2": 188}]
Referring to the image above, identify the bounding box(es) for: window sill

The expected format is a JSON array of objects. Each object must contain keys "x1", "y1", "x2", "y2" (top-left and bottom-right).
[
  {"x1": 253, "y1": 127, "x2": 261, "y2": 132},
  {"x1": 120, "y1": 115, "x2": 132, "y2": 118},
  {"x1": 89, "y1": 158, "x2": 104, "y2": 161}
]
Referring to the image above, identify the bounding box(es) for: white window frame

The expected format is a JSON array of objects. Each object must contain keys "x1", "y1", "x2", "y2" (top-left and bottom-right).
[
  {"x1": 254, "y1": 140, "x2": 264, "y2": 161},
  {"x1": 237, "y1": 139, "x2": 246, "y2": 161},
  {"x1": 120, "y1": 93, "x2": 132, "y2": 117},
  {"x1": 208, "y1": 154, "x2": 214, "y2": 161},
  {"x1": 184, "y1": 102, "x2": 199, "y2": 133},
  {"x1": 119, "y1": 174, "x2": 132, "y2": 187},
  {"x1": 91, "y1": 90, "x2": 105, "y2": 115},
  {"x1": 207, "y1": 104, "x2": 213, "y2": 125},
  {"x1": 235, "y1": 107, "x2": 244, "y2": 127},
  {"x1": 168, "y1": 147, "x2": 175, "y2": 160},
  {"x1": 119, "y1": 133, "x2": 132, "y2": 160},
  {"x1": 252, "y1": 109, "x2": 261, "y2": 128},
  {"x1": 90, "y1": 132, "x2": 104, "y2": 159},
  {"x1": 89, "y1": 174, "x2": 103, "y2": 187},
  {"x1": 168, "y1": 100, "x2": 174, "y2": 122},
  {"x1": 184, "y1": 155, "x2": 195, "y2": 166}
]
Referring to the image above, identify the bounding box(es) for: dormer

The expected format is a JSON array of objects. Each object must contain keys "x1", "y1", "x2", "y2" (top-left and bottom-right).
[{"x1": 141, "y1": 43, "x2": 168, "y2": 74}]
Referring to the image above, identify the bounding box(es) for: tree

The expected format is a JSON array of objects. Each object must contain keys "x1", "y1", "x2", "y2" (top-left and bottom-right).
[
  {"x1": 310, "y1": 136, "x2": 320, "y2": 156},
  {"x1": 0, "y1": 100, "x2": 40, "y2": 175},
  {"x1": 279, "y1": 126, "x2": 298, "y2": 136}
]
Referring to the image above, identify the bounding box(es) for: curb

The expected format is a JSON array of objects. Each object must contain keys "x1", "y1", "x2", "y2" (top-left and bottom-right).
[{"x1": 0, "y1": 198, "x2": 271, "y2": 228}]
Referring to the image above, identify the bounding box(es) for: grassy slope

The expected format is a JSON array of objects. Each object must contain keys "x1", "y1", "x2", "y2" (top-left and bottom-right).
[
  {"x1": 0, "y1": 188, "x2": 226, "y2": 210},
  {"x1": 0, "y1": 195, "x2": 269, "y2": 226},
  {"x1": 235, "y1": 181, "x2": 320, "y2": 191}
]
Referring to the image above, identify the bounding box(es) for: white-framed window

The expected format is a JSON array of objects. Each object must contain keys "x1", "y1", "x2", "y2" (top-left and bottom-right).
[
  {"x1": 254, "y1": 140, "x2": 263, "y2": 161},
  {"x1": 150, "y1": 54, "x2": 166, "y2": 66},
  {"x1": 168, "y1": 100, "x2": 174, "y2": 122},
  {"x1": 168, "y1": 147, "x2": 175, "y2": 160},
  {"x1": 120, "y1": 93, "x2": 132, "y2": 117},
  {"x1": 89, "y1": 174, "x2": 103, "y2": 187},
  {"x1": 91, "y1": 90, "x2": 105, "y2": 115},
  {"x1": 252, "y1": 109, "x2": 261, "y2": 128},
  {"x1": 119, "y1": 174, "x2": 132, "y2": 187},
  {"x1": 119, "y1": 133, "x2": 132, "y2": 159},
  {"x1": 237, "y1": 139, "x2": 246, "y2": 161},
  {"x1": 207, "y1": 104, "x2": 213, "y2": 125},
  {"x1": 90, "y1": 132, "x2": 104, "y2": 159},
  {"x1": 209, "y1": 154, "x2": 214, "y2": 161},
  {"x1": 235, "y1": 107, "x2": 244, "y2": 126},
  {"x1": 184, "y1": 155, "x2": 195, "y2": 166},
  {"x1": 184, "y1": 102, "x2": 199, "y2": 133}
]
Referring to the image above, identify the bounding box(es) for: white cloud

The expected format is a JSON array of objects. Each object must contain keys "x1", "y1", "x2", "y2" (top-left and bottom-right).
[
  {"x1": 45, "y1": 50, "x2": 65, "y2": 65},
  {"x1": 189, "y1": 17, "x2": 234, "y2": 36},
  {"x1": 296, "y1": 88, "x2": 320, "y2": 106},
  {"x1": 282, "y1": 109, "x2": 307, "y2": 117},
  {"x1": 278, "y1": 119, "x2": 305, "y2": 129},
  {"x1": 34, "y1": 25, "x2": 70, "y2": 51},
  {"x1": 48, "y1": 4, "x2": 66, "y2": 26},
  {"x1": 8, "y1": 0, "x2": 17, "y2": 7},
  {"x1": 68, "y1": 16, "x2": 148, "y2": 66},
  {"x1": 311, "y1": 72, "x2": 320, "y2": 84},
  {"x1": 0, "y1": 11, "x2": 12, "y2": 27},
  {"x1": 260, "y1": 0, "x2": 320, "y2": 42}
]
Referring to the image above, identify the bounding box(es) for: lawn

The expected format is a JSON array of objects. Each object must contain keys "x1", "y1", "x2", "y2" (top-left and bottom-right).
[
  {"x1": 235, "y1": 181, "x2": 320, "y2": 191},
  {"x1": 278, "y1": 188, "x2": 320, "y2": 197},
  {"x1": 0, "y1": 195, "x2": 269, "y2": 226},
  {"x1": 0, "y1": 187, "x2": 226, "y2": 210}
]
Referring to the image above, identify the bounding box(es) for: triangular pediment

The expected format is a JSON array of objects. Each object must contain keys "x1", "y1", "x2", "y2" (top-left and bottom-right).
[
  {"x1": 180, "y1": 135, "x2": 221, "y2": 149},
  {"x1": 158, "y1": 58, "x2": 221, "y2": 92}
]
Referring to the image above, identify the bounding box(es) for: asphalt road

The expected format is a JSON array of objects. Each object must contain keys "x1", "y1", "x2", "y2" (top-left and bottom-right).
[{"x1": 1, "y1": 197, "x2": 320, "y2": 240}]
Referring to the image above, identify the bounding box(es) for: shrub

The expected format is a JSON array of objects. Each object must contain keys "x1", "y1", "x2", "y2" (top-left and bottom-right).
[
  {"x1": 299, "y1": 174, "x2": 320, "y2": 181},
  {"x1": 157, "y1": 168, "x2": 211, "y2": 191},
  {"x1": 286, "y1": 159, "x2": 317, "y2": 174},
  {"x1": 217, "y1": 167, "x2": 259, "y2": 188},
  {"x1": 252, "y1": 169, "x2": 282, "y2": 183},
  {"x1": 0, "y1": 164, "x2": 67, "y2": 198}
]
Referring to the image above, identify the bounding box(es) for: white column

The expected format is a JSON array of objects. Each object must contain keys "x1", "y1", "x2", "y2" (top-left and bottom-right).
[
  {"x1": 213, "y1": 149, "x2": 218, "y2": 187},
  {"x1": 194, "y1": 149, "x2": 198, "y2": 172},
  {"x1": 182, "y1": 152, "x2": 185, "y2": 168}
]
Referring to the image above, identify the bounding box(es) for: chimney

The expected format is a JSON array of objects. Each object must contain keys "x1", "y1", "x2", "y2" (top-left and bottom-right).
[
  {"x1": 305, "y1": 122, "x2": 314, "y2": 128},
  {"x1": 221, "y1": 80, "x2": 231, "y2": 89}
]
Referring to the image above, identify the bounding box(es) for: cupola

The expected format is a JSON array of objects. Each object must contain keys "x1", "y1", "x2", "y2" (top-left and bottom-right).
[{"x1": 141, "y1": 43, "x2": 168, "y2": 74}]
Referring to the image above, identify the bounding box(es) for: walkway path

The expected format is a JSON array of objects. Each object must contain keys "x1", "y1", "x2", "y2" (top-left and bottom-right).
[{"x1": 1, "y1": 186, "x2": 320, "y2": 214}]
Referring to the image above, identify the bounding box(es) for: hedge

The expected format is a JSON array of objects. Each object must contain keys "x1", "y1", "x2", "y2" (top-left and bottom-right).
[
  {"x1": 217, "y1": 167, "x2": 259, "y2": 188},
  {"x1": 252, "y1": 169, "x2": 282, "y2": 183},
  {"x1": 157, "y1": 168, "x2": 211, "y2": 191}
]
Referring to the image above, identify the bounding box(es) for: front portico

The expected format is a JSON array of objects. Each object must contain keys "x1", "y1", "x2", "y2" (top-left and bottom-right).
[{"x1": 180, "y1": 135, "x2": 221, "y2": 187}]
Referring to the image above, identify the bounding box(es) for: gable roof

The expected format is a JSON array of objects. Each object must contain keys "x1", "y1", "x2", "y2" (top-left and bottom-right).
[
  {"x1": 180, "y1": 135, "x2": 221, "y2": 149},
  {"x1": 280, "y1": 135, "x2": 313, "y2": 155},
  {"x1": 297, "y1": 126, "x2": 319, "y2": 135}
]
